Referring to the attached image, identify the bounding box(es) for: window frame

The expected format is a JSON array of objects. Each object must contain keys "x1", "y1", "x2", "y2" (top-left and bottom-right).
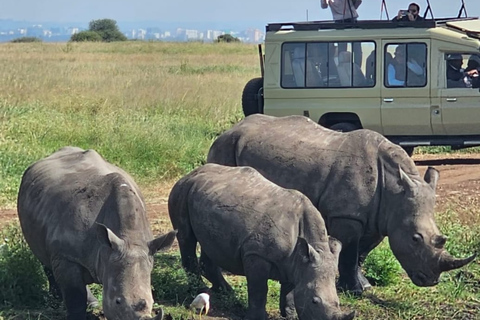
[{"x1": 383, "y1": 42, "x2": 428, "y2": 88}]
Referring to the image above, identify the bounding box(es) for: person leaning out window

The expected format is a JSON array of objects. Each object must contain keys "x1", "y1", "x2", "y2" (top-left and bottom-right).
[{"x1": 392, "y1": 3, "x2": 424, "y2": 22}]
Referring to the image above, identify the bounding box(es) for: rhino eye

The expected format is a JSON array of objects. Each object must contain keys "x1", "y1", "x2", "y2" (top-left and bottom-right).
[
  {"x1": 412, "y1": 233, "x2": 423, "y2": 243},
  {"x1": 116, "y1": 297, "x2": 122, "y2": 305},
  {"x1": 312, "y1": 297, "x2": 321, "y2": 304}
]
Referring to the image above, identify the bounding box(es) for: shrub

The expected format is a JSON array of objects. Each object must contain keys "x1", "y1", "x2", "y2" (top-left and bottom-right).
[
  {"x1": 363, "y1": 240, "x2": 403, "y2": 287},
  {"x1": 10, "y1": 37, "x2": 42, "y2": 43},
  {"x1": 70, "y1": 31, "x2": 102, "y2": 42},
  {"x1": 0, "y1": 223, "x2": 48, "y2": 308}
]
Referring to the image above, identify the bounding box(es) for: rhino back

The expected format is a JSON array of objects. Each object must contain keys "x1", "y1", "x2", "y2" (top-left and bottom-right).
[
  {"x1": 209, "y1": 116, "x2": 388, "y2": 223},
  {"x1": 17, "y1": 147, "x2": 151, "y2": 267},
  {"x1": 172, "y1": 164, "x2": 329, "y2": 275}
]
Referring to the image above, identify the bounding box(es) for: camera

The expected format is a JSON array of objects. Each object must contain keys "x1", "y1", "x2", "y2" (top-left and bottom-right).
[{"x1": 400, "y1": 10, "x2": 409, "y2": 16}]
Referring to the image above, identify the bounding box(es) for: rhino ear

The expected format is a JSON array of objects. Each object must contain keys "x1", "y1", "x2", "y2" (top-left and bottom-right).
[
  {"x1": 423, "y1": 166, "x2": 439, "y2": 190},
  {"x1": 148, "y1": 230, "x2": 178, "y2": 255},
  {"x1": 328, "y1": 237, "x2": 342, "y2": 265},
  {"x1": 95, "y1": 223, "x2": 125, "y2": 252},
  {"x1": 295, "y1": 237, "x2": 318, "y2": 263},
  {"x1": 399, "y1": 165, "x2": 418, "y2": 197}
]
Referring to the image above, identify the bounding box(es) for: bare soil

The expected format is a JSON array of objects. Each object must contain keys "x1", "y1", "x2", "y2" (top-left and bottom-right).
[{"x1": 2, "y1": 152, "x2": 480, "y2": 320}]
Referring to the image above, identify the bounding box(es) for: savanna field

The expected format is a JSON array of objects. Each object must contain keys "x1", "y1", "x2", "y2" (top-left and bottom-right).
[{"x1": 0, "y1": 41, "x2": 479, "y2": 320}]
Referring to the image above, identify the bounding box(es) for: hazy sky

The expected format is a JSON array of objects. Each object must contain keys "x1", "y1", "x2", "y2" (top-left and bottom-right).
[{"x1": 0, "y1": 0, "x2": 478, "y2": 26}]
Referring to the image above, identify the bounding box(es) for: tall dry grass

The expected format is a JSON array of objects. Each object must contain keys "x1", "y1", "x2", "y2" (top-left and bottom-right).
[{"x1": 0, "y1": 41, "x2": 260, "y2": 206}]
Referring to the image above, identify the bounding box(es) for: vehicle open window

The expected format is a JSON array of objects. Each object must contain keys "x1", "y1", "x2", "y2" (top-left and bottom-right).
[
  {"x1": 445, "y1": 53, "x2": 480, "y2": 88},
  {"x1": 282, "y1": 41, "x2": 375, "y2": 88},
  {"x1": 385, "y1": 43, "x2": 427, "y2": 87}
]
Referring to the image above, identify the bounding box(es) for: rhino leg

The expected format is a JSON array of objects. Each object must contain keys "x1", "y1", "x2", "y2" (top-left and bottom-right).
[
  {"x1": 44, "y1": 265, "x2": 62, "y2": 301},
  {"x1": 86, "y1": 286, "x2": 99, "y2": 308},
  {"x1": 53, "y1": 261, "x2": 88, "y2": 320},
  {"x1": 357, "y1": 235, "x2": 384, "y2": 290},
  {"x1": 243, "y1": 256, "x2": 271, "y2": 320},
  {"x1": 280, "y1": 283, "x2": 295, "y2": 320},
  {"x1": 200, "y1": 250, "x2": 232, "y2": 292},
  {"x1": 177, "y1": 226, "x2": 205, "y2": 287},
  {"x1": 329, "y1": 218, "x2": 364, "y2": 295}
]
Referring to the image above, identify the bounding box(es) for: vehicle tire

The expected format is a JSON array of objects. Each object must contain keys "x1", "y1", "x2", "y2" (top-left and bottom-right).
[
  {"x1": 402, "y1": 146, "x2": 415, "y2": 157},
  {"x1": 329, "y1": 122, "x2": 358, "y2": 132},
  {"x1": 242, "y1": 77, "x2": 264, "y2": 116}
]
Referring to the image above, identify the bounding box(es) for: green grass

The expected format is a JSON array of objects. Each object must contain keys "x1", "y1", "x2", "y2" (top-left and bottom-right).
[{"x1": 0, "y1": 208, "x2": 478, "y2": 320}]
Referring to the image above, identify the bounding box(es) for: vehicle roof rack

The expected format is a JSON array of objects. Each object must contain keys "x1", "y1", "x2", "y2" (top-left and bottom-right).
[{"x1": 266, "y1": 17, "x2": 478, "y2": 32}]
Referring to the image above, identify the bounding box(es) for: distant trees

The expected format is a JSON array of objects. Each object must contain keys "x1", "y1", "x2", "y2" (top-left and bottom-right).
[
  {"x1": 216, "y1": 34, "x2": 240, "y2": 43},
  {"x1": 70, "y1": 19, "x2": 127, "y2": 42},
  {"x1": 11, "y1": 37, "x2": 42, "y2": 43},
  {"x1": 70, "y1": 31, "x2": 102, "y2": 42}
]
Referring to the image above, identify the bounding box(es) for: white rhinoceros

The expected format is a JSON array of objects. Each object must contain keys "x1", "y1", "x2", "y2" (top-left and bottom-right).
[
  {"x1": 207, "y1": 114, "x2": 475, "y2": 294},
  {"x1": 168, "y1": 163, "x2": 355, "y2": 320},
  {"x1": 17, "y1": 146, "x2": 177, "y2": 320}
]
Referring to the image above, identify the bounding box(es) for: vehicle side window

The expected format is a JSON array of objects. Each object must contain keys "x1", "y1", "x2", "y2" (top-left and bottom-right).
[
  {"x1": 384, "y1": 43, "x2": 427, "y2": 88},
  {"x1": 281, "y1": 41, "x2": 375, "y2": 88},
  {"x1": 445, "y1": 53, "x2": 480, "y2": 89}
]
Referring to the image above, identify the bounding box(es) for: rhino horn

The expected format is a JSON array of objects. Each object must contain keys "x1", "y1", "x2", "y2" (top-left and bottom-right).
[
  {"x1": 439, "y1": 252, "x2": 476, "y2": 272},
  {"x1": 140, "y1": 308, "x2": 163, "y2": 320},
  {"x1": 336, "y1": 310, "x2": 356, "y2": 320}
]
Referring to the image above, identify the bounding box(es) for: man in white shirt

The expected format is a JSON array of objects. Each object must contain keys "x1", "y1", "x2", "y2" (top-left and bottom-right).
[{"x1": 321, "y1": 0, "x2": 362, "y2": 23}]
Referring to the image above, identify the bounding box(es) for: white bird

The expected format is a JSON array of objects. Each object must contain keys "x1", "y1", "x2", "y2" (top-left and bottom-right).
[{"x1": 189, "y1": 292, "x2": 210, "y2": 320}]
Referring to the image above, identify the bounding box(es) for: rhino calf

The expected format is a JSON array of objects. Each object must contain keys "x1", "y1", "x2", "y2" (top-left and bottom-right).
[
  {"x1": 17, "y1": 147, "x2": 177, "y2": 320},
  {"x1": 207, "y1": 114, "x2": 476, "y2": 294},
  {"x1": 168, "y1": 163, "x2": 355, "y2": 320}
]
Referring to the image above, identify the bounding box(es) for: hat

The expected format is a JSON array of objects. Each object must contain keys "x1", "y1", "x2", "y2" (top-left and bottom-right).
[{"x1": 446, "y1": 53, "x2": 463, "y2": 61}]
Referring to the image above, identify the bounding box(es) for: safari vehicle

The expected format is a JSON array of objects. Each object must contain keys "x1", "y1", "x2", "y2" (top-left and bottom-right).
[{"x1": 242, "y1": 0, "x2": 480, "y2": 155}]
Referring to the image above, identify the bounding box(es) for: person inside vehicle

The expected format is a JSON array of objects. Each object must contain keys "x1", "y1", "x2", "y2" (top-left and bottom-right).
[
  {"x1": 392, "y1": 3, "x2": 424, "y2": 22},
  {"x1": 387, "y1": 45, "x2": 424, "y2": 86},
  {"x1": 446, "y1": 53, "x2": 479, "y2": 88},
  {"x1": 466, "y1": 54, "x2": 480, "y2": 88}
]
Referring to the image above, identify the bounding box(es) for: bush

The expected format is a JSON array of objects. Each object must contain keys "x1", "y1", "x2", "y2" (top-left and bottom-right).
[
  {"x1": 70, "y1": 31, "x2": 103, "y2": 42},
  {"x1": 10, "y1": 37, "x2": 42, "y2": 43},
  {"x1": 0, "y1": 223, "x2": 48, "y2": 308},
  {"x1": 216, "y1": 34, "x2": 240, "y2": 43},
  {"x1": 363, "y1": 240, "x2": 403, "y2": 287},
  {"x1": 88, "y1": 19, "x2": 127, "y2": 42}
]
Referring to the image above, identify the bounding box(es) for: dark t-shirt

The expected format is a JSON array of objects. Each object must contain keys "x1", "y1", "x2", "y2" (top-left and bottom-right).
[{"x1": 392, "y1": 15, "x2": 425, "y2": 22}]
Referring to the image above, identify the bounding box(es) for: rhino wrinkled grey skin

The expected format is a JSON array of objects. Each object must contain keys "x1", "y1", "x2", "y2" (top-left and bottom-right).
[
  {"x1": 17, "y1": 147, "x2": 177, "y2": 320},
  {"x1": 168, "y1": 164, "x2": 355, "y2": 320},
  {"x1": 207, "y1": 114, "x2": 476, "y2": 294}
]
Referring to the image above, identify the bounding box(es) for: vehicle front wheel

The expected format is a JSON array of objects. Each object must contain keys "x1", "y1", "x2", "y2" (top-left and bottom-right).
[
  {"x1": 242, "y1": 77, "x2": 264, "y2": 116},
  {"x1": 329, "y1": 122, "x2": 358, "y2": 132}
]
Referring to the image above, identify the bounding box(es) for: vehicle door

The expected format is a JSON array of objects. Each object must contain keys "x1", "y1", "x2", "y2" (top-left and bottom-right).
[
  {"x1": 438, "y1": 53, "x2": 480, "y2": 135},
  {"x1": 380, "y1": 40, "x2": 432, "y2": 135}
]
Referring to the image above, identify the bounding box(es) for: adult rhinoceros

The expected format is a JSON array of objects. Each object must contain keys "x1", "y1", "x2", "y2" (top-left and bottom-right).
[
  {"x1": 207, "y1": 114, "x2": 475, "y2": 294},
  {"x1": 168, "y1": 164, "x2": 355, "y2": 320},
  {"x1": 17, "y1": 146, "x2": 177, "y2": 320}
]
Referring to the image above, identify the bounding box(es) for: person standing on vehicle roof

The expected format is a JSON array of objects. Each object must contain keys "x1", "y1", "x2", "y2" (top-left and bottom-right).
[
  {"x1": 392, "y1": 3, "x2": 424, "y2": 22},
  {"x1": 321, "y1": 0, "x2": 362, "y2": 23},
  {"x1": 321, "y1": 0, "x2": 363, "y2": 67}
]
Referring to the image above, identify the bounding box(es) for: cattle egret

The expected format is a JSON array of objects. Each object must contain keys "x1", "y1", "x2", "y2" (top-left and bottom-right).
[{"x1": 189, "y1": 293, "x2": 210, "y2": 320}]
